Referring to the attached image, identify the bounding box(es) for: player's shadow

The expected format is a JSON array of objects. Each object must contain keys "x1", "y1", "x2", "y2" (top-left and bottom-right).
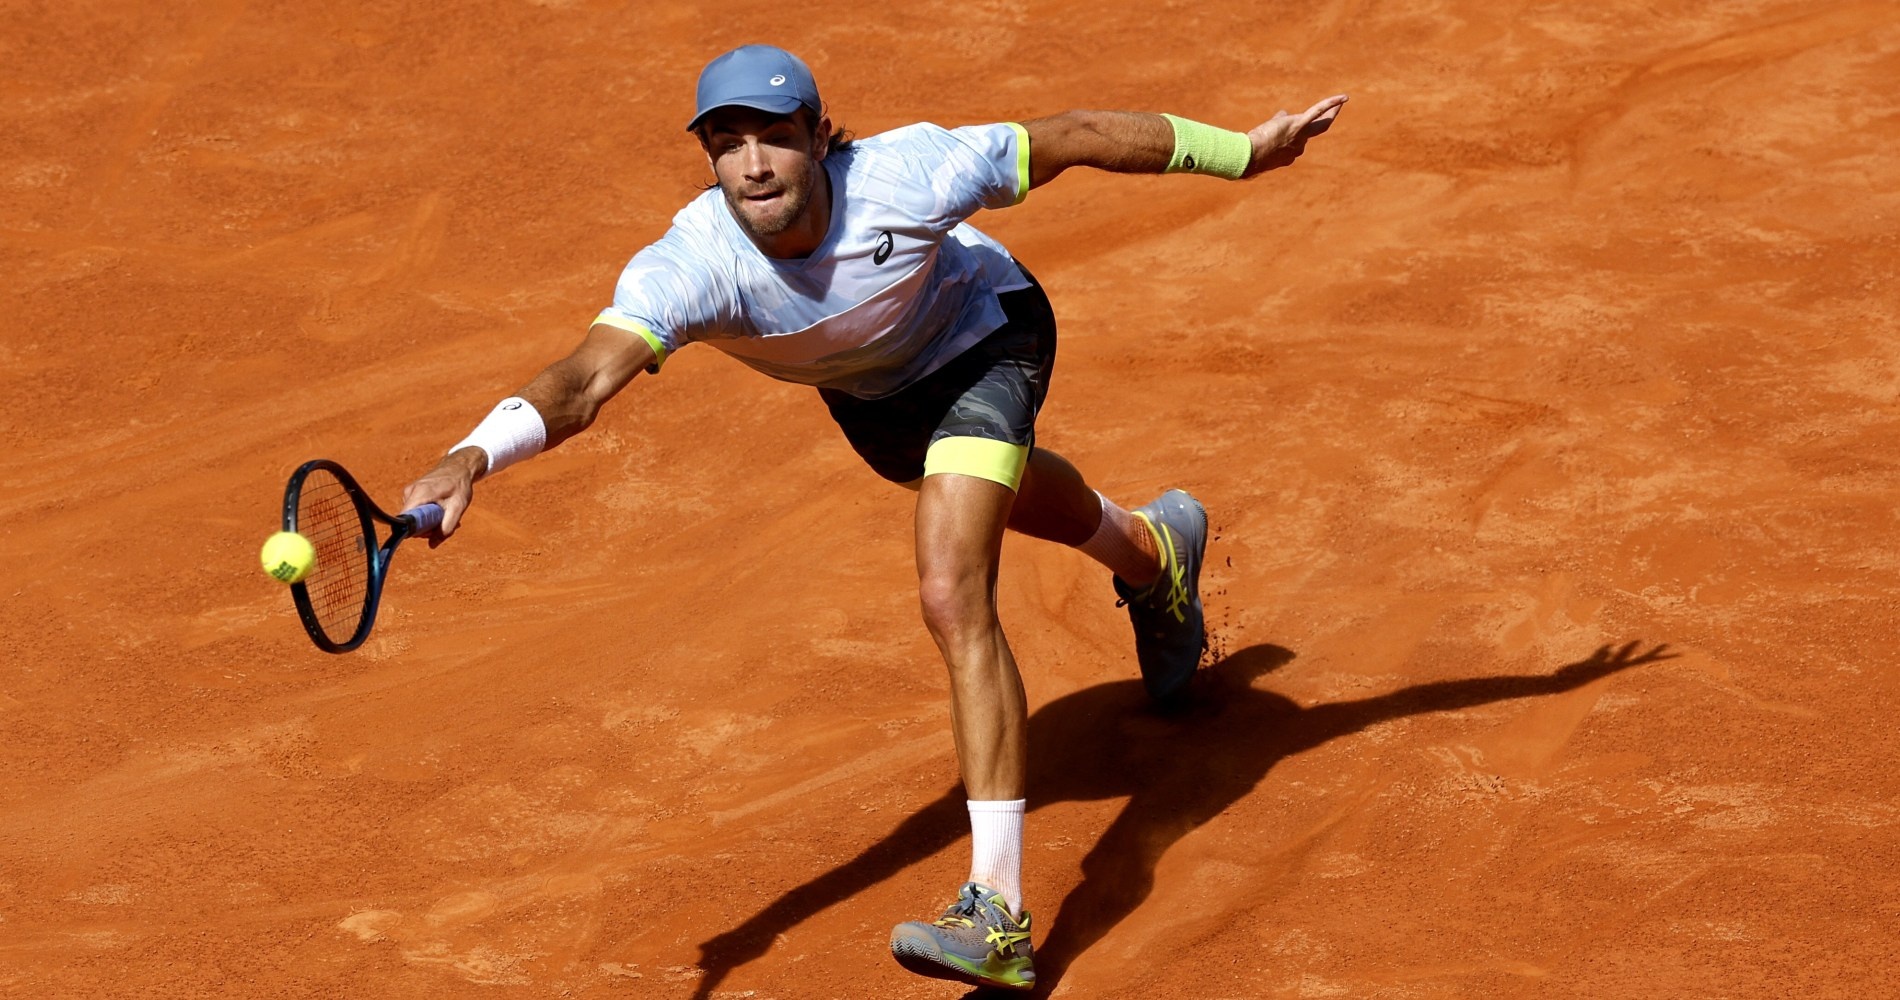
[{"x1": 686, "y1": 640, "x2": 1674, "y2": 997}]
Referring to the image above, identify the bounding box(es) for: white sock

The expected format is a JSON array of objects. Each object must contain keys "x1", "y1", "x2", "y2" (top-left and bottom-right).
[
  {"x1": 967, "y1": 798, "x2": 1026, "y2": 916},
  {"x1": 1074, "y1": 492, "x2": 1161, "y2": 588}
]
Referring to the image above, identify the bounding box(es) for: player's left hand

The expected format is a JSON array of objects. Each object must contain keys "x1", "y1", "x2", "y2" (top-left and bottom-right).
[{"x1": 1242, "y1": 94, "x2": 1348, "y2": 178}]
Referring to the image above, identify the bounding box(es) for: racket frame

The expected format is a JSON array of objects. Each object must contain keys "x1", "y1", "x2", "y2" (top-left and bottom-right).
[{"x1": 282, "y1": 459, "x2": 433, "y2": 654}]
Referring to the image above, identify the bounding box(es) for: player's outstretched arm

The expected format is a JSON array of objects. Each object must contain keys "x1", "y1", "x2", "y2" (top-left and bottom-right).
[
  {"x1": 400, "y1": 324, "x2": 657, "y2": 543},
  {"x1": 1019, "y1": 95, "x2": 1347, "y2": 190}
]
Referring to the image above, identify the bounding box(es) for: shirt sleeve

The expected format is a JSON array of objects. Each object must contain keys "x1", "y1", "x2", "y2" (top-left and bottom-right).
[
  {"x1": 591, "y1": 235, "x2": 732, "y2": 374},
  {"x1": 890, "y1": 121, "x2": 1031, "y2": 230}
]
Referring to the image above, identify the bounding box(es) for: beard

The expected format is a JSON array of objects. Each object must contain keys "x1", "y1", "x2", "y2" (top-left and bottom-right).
[{"x1": 721, "y1": 169, "x2": 814, "y2": 239}]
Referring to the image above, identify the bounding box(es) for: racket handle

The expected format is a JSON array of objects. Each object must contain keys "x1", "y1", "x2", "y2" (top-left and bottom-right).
[{"x1": 402, "y1": 503, "x2": 445, "y2": 535}]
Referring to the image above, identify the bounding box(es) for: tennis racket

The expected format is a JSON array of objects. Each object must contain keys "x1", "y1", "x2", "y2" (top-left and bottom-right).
[{"x1": 281, "y1": 459, "x2": 443, "y2": 653}]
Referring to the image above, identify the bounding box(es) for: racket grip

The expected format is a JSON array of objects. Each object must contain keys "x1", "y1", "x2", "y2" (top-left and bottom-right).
[{"x1": 403, "y1": 503, "x2": 445, "y2": 534}]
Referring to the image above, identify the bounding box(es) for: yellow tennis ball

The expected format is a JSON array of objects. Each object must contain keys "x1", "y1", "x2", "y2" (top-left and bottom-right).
[{"x1": 261, "y1": 531, "x2": 316, "y2": 584}]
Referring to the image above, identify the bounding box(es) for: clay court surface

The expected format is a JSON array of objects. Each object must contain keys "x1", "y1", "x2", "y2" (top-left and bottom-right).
[{"x1": 5, "y1": 1, "x2": 1899, "y2": 996}]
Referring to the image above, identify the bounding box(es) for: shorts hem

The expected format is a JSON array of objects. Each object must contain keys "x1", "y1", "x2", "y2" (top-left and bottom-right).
[{"x1": 923, "y1": 437, "x2": 1029, "y2": 491}]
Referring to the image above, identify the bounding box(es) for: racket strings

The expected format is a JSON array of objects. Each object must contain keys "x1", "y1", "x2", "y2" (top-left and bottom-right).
[{"x1": 297, "y1": 472, "x2": 372, "y2": 642}]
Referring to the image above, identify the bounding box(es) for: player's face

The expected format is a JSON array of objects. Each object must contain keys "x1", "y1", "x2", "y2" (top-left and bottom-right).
[{"x1": 700, "y1": 108, "x2": 831, "y2": 246}]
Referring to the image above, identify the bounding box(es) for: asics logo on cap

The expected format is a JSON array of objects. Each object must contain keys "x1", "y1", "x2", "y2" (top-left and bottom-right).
[{"x1": 687, "y1": 45, "x2": 822, "y2": 132}]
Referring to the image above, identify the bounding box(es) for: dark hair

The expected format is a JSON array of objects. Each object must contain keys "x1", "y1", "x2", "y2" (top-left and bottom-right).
[{"x1": 816, "y1": 104, "x2": 854, "y2": 153}]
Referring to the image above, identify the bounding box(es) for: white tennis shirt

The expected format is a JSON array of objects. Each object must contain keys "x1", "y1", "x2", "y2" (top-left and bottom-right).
[{"x1": 593, "y1": 122, "x2": 1032, "y2": 399}]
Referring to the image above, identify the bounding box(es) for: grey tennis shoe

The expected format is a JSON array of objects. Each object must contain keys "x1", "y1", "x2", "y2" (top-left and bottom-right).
[
  {"x1": 890, "y1": 882, "x2": 1035, "y2": 990},
  {"x1": 1114, "y1": 489, "x2": 1208, "y2": 703}
]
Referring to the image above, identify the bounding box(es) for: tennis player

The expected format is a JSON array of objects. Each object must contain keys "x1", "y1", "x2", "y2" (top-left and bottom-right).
[{"x1": 401, "y1": 44, "x2": 1345, "y2": 990}]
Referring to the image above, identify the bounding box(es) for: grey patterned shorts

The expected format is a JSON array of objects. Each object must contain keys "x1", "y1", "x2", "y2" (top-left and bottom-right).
[{"x1": 820, "y1": 267, "x2": 1056, "y2": 486}]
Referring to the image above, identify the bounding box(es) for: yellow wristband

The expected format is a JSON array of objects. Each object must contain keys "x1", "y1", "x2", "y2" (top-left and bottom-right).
[{"x1": 1161, "y1": 114, "x2": 1252, "y2": 179}]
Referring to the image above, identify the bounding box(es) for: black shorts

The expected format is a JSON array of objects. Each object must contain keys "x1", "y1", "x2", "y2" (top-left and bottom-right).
[{"x1": 819, "y1": 268, "x2": 1057, "y2": 489}]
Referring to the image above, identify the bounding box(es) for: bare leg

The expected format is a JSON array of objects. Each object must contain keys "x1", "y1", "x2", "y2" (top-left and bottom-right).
[
  {"x1": 1011, "y1": 448, "x2": 1159, "y2": 586},
  {"x1": 915, "y1": 472, "x2": 1027, "y2": 800},
  {"x1": 1006, "y1": 448, "x2": 1100, "y2": 544}
]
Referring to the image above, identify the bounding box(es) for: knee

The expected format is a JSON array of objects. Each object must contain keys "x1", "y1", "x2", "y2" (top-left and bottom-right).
[{"x1": 917, "y1": 569, "x2": 997, "y2": 646}]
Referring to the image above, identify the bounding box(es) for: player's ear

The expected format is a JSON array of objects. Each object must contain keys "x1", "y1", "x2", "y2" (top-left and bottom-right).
[{"x1": 812, "y1": 113, "x2": 832, "y2": 160}]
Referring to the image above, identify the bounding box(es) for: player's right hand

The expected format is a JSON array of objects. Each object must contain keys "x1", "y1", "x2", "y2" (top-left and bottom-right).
[
  {"x1": 1243, "y1": 94, "x2": 1348, "y2": 178},
  {"x1": 400, "y1": 447, "x2": 485, "y2": 547}
]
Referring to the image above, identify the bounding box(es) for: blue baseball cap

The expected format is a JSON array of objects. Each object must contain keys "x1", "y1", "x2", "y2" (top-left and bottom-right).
[{"x1": 686, "y1": 45, "x2": 822, "y2": 132}]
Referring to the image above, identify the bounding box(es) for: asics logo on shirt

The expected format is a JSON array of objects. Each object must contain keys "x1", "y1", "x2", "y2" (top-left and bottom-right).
[{"x1": 874, "y1": 231, "x2": 895, "y2": 265}]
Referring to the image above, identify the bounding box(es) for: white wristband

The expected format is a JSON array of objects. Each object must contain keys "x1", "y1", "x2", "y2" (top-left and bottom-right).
[{"x1": 449, "y1": 397, "x2": 546, "y2": 478}]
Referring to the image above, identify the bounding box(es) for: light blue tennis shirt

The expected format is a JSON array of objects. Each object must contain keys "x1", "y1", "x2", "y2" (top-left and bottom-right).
[{"x1": 593, "y1": 122, "x2": 1032, "y2": 399}]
